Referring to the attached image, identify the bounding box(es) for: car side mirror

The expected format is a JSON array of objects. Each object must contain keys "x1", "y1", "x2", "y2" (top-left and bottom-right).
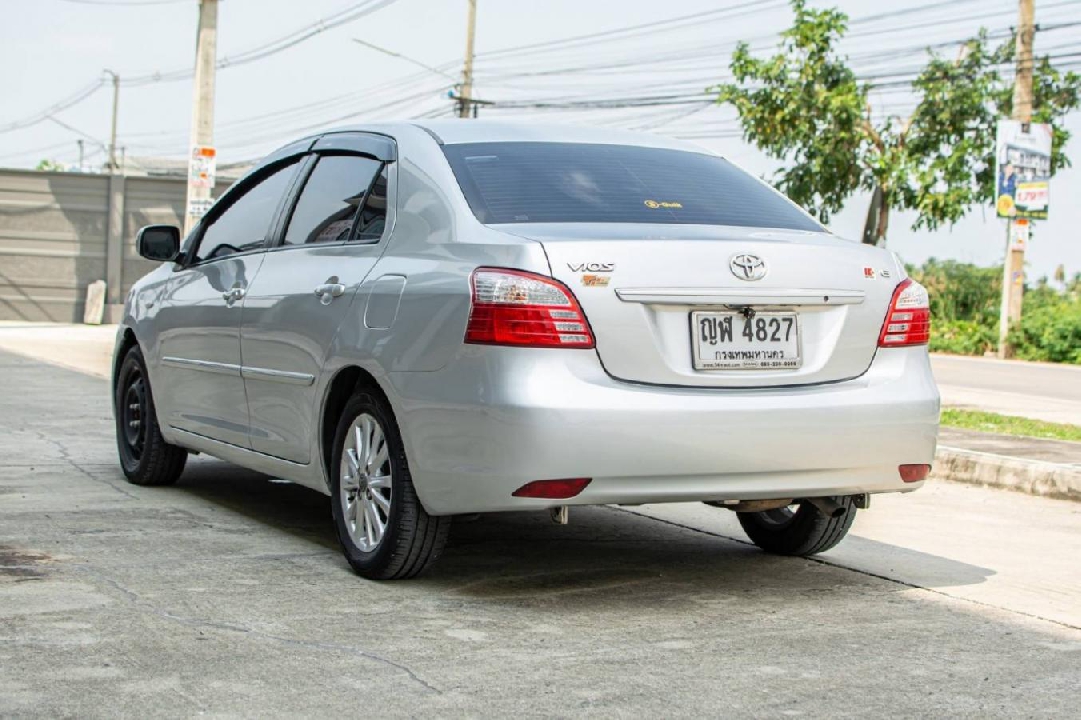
[{"x1": 136, "y1": 225, "x2": 181, "y2": 262}]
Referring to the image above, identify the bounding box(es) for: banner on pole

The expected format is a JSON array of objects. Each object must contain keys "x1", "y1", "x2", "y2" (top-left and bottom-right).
[
  {"x1": 1009, "y1": 218, "x2": 1029, "y2": 251},
  {"x1": 995, "y1": 120, "x2": 1052, "y2": 220},
  {"x1": 186, "y1": 197, "x2": 214, "y2": 218},
  {"x1": 188, "y1": 145, "x2": 217, "y2": 190}
]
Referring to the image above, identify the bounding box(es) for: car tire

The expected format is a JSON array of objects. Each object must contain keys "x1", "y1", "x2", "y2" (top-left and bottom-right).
[
  {"x1": 115, "y1": 345, "x2": 187, "y2": 486},
  {"x1": 737, "y1": 497, "x2": 856, "y2": 556},
  {"x1": 330, "y1": 389, "x2": 450, "y2": 580}
]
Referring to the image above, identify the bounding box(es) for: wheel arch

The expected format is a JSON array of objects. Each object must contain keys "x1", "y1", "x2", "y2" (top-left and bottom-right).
[
  {"x1": 112, "y1": 326, "x2": 140, "y2": 392},
  {"x1": 319, "y1": 365, "x2": 394, "y2": 485}
]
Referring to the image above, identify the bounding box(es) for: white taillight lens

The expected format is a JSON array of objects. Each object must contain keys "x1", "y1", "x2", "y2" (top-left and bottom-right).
[
  {"x1": 465, "y1": 268, "x2": 595, "y2": 348},
  {"x1": 878, "y1": 278, "x2": 930, "y2": 347}
]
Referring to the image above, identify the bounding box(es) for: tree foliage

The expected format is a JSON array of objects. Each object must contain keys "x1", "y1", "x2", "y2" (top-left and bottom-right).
[
  {"x1": 906, "y1": 258, "x2": 1081, "y2": 363},
  {"x1": 711, "y1": 0, "x2": 1081, "y2": 243}
]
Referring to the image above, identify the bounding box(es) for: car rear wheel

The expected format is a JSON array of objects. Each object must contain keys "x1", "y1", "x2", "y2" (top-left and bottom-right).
[
  {"x1": 737, "y1": 497, "x2": 856, "y2": 556},
  {"x1": 114, "y1": 345, "x2": 187, "y2": 486},
  {"x1": 330, "y1": 390, "x2": 450, "y2": 580}
]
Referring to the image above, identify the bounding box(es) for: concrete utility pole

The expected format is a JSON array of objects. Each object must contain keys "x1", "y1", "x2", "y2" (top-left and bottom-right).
[
  {"x1": 458, "y1": 0, "x2": 477, "y2": 118},
  {"x1": 998, "y1": 0, "x2": 1035, "y2": 358},
  {"x1": 184, "y1": 0, "x2": 220, "y2": 236},
  {"x1": 104, "y1": 70, "x2": 120, "y2": 172}
]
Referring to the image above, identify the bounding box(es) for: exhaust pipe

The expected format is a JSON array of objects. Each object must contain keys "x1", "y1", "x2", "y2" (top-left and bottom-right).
[{"x1": 805, "y1": 497, "x2": 846, "y2": 518}]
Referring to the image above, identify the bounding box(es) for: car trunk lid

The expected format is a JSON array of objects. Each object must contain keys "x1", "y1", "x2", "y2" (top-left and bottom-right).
[{"x1": 499, "y1": 223, "x2": 901, "y2": 388}]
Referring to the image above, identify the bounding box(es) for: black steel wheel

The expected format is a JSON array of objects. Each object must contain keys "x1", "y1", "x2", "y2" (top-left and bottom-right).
[{"x1": 114, "y1": 345, "x2": 187, "y2": 486}]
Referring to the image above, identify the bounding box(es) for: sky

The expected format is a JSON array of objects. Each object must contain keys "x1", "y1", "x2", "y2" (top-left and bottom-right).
[{"x1": 2, "y1": 0, "x2": 1081, "y2": 283}]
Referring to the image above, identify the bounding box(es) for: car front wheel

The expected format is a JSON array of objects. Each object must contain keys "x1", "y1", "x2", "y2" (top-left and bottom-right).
[
  {"x1": 329, "y1": 390, "x2": 450, "y2": 580},
  {"x1": 737, "y1": 497, "x2": 857, "y2": 556},
  {"x1": 114, "y1": 345, "x2": 187, "y2": 486}
]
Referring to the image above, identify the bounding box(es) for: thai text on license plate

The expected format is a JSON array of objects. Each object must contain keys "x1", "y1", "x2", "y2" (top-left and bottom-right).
[{"x1": 691, "y1": 311, "x2": 801, "y2": 370}]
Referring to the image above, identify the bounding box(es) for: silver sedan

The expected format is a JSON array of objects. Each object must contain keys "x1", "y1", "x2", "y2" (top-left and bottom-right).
[{"x1": 113, "y1": 121, "x2": 939, "y2": 579}]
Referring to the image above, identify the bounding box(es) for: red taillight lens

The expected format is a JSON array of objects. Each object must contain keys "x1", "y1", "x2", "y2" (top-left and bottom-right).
[
  {"x1": 879, "y1": 278, "x2": 930, "y2": 347},
  {"x1": 512, "y1": 478, "x2": 592, "y2": 499},
  {"x1": 465, "y1": 268, "x2": 595, "y2": 348},
  {"x1": 899, "y1": 464, "x2": 931, "y2": 482}
]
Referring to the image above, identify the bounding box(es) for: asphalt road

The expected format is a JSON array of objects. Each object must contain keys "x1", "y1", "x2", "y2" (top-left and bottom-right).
[
  {"x1": 932, "y1": 353, "x2": 1081, "y2": 425},
  {"x1": 2, "y1": 349, "x2": 1080, "y2": 718}
]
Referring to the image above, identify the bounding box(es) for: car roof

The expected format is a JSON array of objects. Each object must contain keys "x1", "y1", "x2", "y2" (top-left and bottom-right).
[
  {"x1": 312, "y1": 120, "x2": 714, "y2": 154},
  {"x1": 256, "y1": 120, "x2": 719, "y2": 174}
]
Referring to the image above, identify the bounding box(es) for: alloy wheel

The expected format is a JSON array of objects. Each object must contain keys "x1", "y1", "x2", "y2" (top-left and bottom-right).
[{"x1": 339, "y1": 413, "x2": 393, "y2": 552}]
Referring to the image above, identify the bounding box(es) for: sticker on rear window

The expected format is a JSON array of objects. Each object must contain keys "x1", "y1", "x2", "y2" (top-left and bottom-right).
[{"x1": 644, "y1": 199, "x2": 683, "y2": 209}]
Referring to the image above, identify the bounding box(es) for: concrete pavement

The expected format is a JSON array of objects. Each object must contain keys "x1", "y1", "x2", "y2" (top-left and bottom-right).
[
  {"x1": 932, "y1": 353, "x2": 1081, "y2": 425},
  {"x1": 0, "y1": 321, "x2": 115, "y2": 379},
  {"x1": 2, "y1": 347, "x2": 1081, "y2": 716}
]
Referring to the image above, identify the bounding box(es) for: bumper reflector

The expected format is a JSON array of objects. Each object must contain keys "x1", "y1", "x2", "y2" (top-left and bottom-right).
[
  {"x1": 899, "y1": 464, "x2": 931, "y2": 483},
  {"x1": 512, "y1": 478, "x2": 592, "y2": 499}
]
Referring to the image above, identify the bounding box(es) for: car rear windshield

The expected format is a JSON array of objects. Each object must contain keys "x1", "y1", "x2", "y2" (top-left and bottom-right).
[{"x1": 441, "y1": 141, "x2": 823, "y2": 231}]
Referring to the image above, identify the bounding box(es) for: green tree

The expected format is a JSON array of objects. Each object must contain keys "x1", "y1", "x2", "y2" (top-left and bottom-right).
[
  {"x1": 711, "y1": 0, "x2": 1081, "y2": 245},
  {"x1": 35, "y1": 159, "x2": 65, "y2": 172}
]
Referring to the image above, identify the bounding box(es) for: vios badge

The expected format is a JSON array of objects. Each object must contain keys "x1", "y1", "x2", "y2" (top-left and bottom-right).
[{"x1": 730, "y1": 253, "x2": 767, "y2": 281}]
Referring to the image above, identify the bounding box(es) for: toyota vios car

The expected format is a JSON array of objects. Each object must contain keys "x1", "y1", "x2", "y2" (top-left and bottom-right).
[{"x1": 114, "y1": 121, "x2": 939, "y2": 579}]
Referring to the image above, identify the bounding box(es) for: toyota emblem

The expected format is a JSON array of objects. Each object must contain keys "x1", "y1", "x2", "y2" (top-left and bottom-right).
[{"x1": 730, "y1": 253, "x2": 767, "y2": 281}]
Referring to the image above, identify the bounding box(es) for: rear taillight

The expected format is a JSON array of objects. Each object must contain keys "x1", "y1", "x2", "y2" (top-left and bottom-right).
[
  {"x1": 465, "y1": 268, "x2": 595, "y2": 348},
  {"x1": 878, "y1": 278, "x2": 930, "y2": 347}
]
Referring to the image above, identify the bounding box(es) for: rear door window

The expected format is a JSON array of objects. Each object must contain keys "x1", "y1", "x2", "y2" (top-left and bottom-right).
[
  {"x1": 282, "y1": 155, "x2": 383, "y2": 246},
  {"x1": 442, "y1": 141, "x2": 822, "y2": 231},
  {"x1": 354, "y1": 164, "x2": 388, "y2": 242}
]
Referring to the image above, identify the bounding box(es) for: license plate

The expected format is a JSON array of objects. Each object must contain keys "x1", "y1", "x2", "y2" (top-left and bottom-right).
[{"x1": 691, "y1": 311, "x2": 801, "y2": 370}]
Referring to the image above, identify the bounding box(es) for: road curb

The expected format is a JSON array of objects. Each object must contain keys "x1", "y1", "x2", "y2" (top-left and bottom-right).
[{"x1": 933, "y1": 446, "x2": 1081, "y2": 501}]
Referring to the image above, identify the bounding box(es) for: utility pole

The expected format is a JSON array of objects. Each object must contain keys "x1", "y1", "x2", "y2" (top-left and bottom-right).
[
  {"x1": 184, "y1": 0, "x2": 220, "y2": 236},
  {"x1": 458, "y1": 0, "x2": 476, "y2": 118},
  {"x1": 77, "y1": 140, "x2": 85, "y2": 172},
  {"x1": 997, "y1": 0, "x2": 1035, "y2": 358},
  {"x1": 104, "y1": 70, "x2": 119, "y2": 173}
]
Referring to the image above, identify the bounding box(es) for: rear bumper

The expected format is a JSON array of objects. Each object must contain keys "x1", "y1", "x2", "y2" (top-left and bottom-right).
[{"x1": 386, "y1": 346, "x2": 940, "y2": 515}]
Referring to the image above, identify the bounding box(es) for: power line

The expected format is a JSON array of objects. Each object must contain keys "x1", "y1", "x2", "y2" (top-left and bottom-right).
[
  {"x1": 123, "y1": 0, "x2": 400, "y2": 86},
  {"x1": 352, "y1": 38, "x2": 459, "y2": 81},
  {"x1": 46, "y1": 116, "x2": 108, "y2": 149},
  {"x1": 476, "y1": 0, "x2": 785, "y2": 60},
  {"x1": 0, "y1": 78, "x2": 105, "y2": 133},
  {"x1": 9, "y1": 0, "x2": 1081, "y2": 163},
  {"x1": 54, "y1": 0, "x2": 186, "y2": 5},
  {"x1": 0, "y1": 0, "x2": 401, "y2": 131}
]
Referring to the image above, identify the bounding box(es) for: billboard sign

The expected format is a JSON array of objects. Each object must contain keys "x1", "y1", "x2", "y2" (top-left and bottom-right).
[{"x1": 995, "y1": 120, "x2": 1052, "y2": 220}]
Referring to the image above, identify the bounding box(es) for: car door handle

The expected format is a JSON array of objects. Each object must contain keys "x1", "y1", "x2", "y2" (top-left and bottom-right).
[
  {"x1": 222, "y1": 286, "x2": 246, "y2": 304},
  {"x1": 314, "y1": 281, "x2": 346, "y2": 305}
]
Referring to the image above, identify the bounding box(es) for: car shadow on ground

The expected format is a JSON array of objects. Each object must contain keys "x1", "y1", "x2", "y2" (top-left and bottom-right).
[{"x1": 174, "y1": 458, "x2": 994, "y2": 602}]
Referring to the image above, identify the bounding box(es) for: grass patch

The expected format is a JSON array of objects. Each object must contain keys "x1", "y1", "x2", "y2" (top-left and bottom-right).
[{"x1": 940, "y1": 408, "x2": 1081, "y2": 442}]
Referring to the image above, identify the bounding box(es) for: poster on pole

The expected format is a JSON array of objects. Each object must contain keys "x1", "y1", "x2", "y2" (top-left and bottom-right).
[
  {"x1": 995, "y1": 120, "x2": 1052, "y2": 220},
  {"x1": 188, "y1": 145, "x2": 217, "y2": 190},
  {"x1": 186, "y1": 197, "x2": 214, "y2": 219}
]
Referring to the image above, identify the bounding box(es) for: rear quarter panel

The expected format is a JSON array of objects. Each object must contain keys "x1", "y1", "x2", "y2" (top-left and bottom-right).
[{"x1": 326, "y1": 128, "x2": 551, "y2": 377}]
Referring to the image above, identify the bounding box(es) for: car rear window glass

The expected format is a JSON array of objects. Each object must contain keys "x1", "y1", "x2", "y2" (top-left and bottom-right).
[
  {"x1": 283, "y1": 155, "x2": 383, "y2": 245},
  {"x1": 441, "y1": 141, "x2": 822, "y2": 231}
]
